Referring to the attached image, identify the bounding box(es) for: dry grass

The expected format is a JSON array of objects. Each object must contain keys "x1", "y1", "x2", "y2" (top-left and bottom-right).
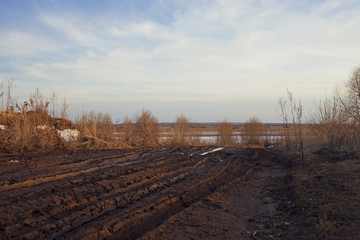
[
  {"x1": 76, "y1": 111, "x2": 114, "y2": 141},
  {"x1": 241, "y1": 117, "x2": 265, "y2": 147},
  {"x1": 0, "y1": 88, "x2": 69, "y2": 153},
  {"x1": 169, "y1": 114, "x2": 192, "y2": 146},
  {"x1": 216, "y1": 121, "x2": 235, "y2": 147},
  {"x1": 119, "y1": 109, "x2": 159, "y2": 147}
]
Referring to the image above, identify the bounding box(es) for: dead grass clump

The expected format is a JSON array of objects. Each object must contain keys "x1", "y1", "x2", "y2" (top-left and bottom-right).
[
  {"x1": 0, "y1": 87, "x2": 74, "y2": 153},
  {"x1": 118, "y1": 109, "x2": 159, "y2": 147},
  {"x1": 170, "y1": 114, "x2": 191, "y2": 146},
  {"x1": 0, "y1": 113, "x2": 65, "y2": 153},
  {"x1": 72, "y1": 136, "x2": 114, "y2": 149},
  {"x1": 241, "y1": 117, "x2": 264, "y2": 147},
  {"x1": 76, "y1": 111, "x2": 114, "y2": 141},
  {"x1": 308, "y1": 93, "x2": 349, "y2": 151},
  {"x1": 216, "y1": 120, "x2": 235, "y2": 147},
  {"x1": 120, "y1": 116, "x2": 134, "y2": 145},
  {"x1": 132, "y1": 109, "x2": 159, "y2": 146}
]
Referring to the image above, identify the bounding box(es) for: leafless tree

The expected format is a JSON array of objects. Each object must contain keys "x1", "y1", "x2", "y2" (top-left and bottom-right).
[{"x1": 339, "y1": 65, "x2": 360, "y2": 122}]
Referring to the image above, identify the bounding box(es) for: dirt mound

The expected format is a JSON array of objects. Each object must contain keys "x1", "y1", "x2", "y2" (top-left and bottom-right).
[{"x1": 0, "y1": 111, "x2": 76, "y2": 129}]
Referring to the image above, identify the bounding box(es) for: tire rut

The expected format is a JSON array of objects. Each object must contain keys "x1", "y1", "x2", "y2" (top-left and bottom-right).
[{"x1": 0, "y1": 147, "x2": 262, "y2": 240}]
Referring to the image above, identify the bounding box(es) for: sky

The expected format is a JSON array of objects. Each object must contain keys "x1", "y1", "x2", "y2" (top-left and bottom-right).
[{"x1": 0, "y1": 0, "x2": 359, "y2": 123}]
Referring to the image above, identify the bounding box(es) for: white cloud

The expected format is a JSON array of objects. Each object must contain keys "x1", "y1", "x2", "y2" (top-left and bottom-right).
[
  {"x1": 2, "y1": 0, "x2": 360, "y2": 121},
  {"x1": 0, "y1": 31, "x2": 59, "y2": 57},
  {"x1": 41, "y1": 15, "x2": 97, "y2": 46}
]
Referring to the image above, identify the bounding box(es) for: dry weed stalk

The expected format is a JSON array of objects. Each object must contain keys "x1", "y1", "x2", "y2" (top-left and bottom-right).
[{"x1": 278, "y1": 89, "x2": 304, "y2": 158}]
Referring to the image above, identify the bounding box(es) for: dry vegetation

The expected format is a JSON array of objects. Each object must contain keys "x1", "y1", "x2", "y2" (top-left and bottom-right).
[
  {"x1": 1, "y1": 66, "x2": 360, "y2": 154},
  {"x1": 0, "y1": 84, "x2": 116, "y2": 153},
  {"x1": 169, "y1": 114, "x2": 191, "y2": 146},
  {"x1": 241, "y1": 117, "x2": 265, "y2": 147},
  {"x1": 216, "y1": 121, "x2": 235, "y2": 147}
]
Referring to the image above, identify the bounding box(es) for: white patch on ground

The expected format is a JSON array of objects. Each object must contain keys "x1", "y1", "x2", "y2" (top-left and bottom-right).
[
  {"x1": 36, "y1": 125, "x2": 49, "y2": 130},
  {"x1": 201, "y1": 147, "x2": 224, "y2": 156},
  {"x1": 0, "y1": 125, "x2": 5, "y2": 130},
  {"x1": 57, "y1": 129, "x2": 80, "y2": 142}
]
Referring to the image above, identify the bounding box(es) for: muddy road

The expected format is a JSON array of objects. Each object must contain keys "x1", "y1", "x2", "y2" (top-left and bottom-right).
[{"x1": 0, "y1": 147, "x2": 284, "y2": 239}]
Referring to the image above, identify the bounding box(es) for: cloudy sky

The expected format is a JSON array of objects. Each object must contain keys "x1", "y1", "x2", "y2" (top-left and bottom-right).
[{"x1": 0, "y1": 0, "x2": 359, "y2": 122}]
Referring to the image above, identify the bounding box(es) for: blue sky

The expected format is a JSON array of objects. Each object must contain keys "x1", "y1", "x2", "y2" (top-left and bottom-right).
[{"x1": 0, "y1": 0, "x2": 359, "y2": 122}]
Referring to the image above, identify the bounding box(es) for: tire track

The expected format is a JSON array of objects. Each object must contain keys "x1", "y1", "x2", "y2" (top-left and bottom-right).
[{"x1": 0, "y1": 147, "x2": 258, "y2": 240}]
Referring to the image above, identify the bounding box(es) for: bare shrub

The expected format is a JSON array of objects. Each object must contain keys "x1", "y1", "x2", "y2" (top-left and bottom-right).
[
  {"x1": 216, "y1": 120, "x2": 235, "y2": 147},
  {"x1": 188, "y1": 123, "x2": 201, "y2": 146},
  {"x1": 278, "y1": 90, "x2": 304, "y2": 157},
  {"x1": 132, "y1": 109, "x2": 159, "y2": 146},
  {"x1": 309, "y1": 93, "x2": 349, "y2": 150},
  {"x1": 121, "y1": 116, "x2": 134, "y2": 145},
  {"x1": 96, "y1": 113, "x2": 114, "y2": 141},
  {"x1": 77, "y1": 111, "x2": 114, "y2": 141},
  {"x1": 242, "y1": 117, "x2": 264, "y2": 147},
  {"x1": 170, "y1": 114, "x2": 191, "y2": 146}
]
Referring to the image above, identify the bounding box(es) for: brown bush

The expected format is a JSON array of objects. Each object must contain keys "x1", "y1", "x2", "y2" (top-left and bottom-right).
[
  {"x1": 120, "y1": 116, "x2": 134, "y2": 145},
  {"x1": 309, "y1": 93, "x2": 349, "y2": 150},
  {"x1": 216, "y1": 121, "x2": 235, "y2": 147},
  {"x1": 76, "y1": 111, "x2": 114, "y2": 141},
  {"x1": 0, "y1": 87, "x2": 71, "y2": 153},
  {"x1": 170, "y1": 114, "x2": 191, "y2": 146},
  {"x1": 0, "y1": 108, "x2": 64, "y2": 153},
  {"x1": 241, "y1": 117, "x2": 264, "y2": 147},
  {"x1": 132, "y1": 109, "x2": 159, "y2": 146}
]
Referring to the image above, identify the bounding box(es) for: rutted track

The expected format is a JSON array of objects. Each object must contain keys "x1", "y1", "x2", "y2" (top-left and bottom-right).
[{"x1": 0, "y1": 147, "x2": 269, "y2": 240}]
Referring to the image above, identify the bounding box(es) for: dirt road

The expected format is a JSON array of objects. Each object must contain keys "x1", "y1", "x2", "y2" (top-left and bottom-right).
[{"x1": 0, "y1": 147, "x2": 284, "y2": 239}]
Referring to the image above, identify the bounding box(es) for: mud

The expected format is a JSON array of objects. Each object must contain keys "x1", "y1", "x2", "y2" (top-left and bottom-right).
[{"x1": 0, "y1": 147, "x2": 284, "y2": 239}]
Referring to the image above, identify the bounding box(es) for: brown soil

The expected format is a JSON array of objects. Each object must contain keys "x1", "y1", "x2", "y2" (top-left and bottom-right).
[
  {"x1": 268, "y1": 150, "x2": 360, "y2": 240},
  {"x1": 0, "y1": 147, "x2": 359, "y2": 239}
]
